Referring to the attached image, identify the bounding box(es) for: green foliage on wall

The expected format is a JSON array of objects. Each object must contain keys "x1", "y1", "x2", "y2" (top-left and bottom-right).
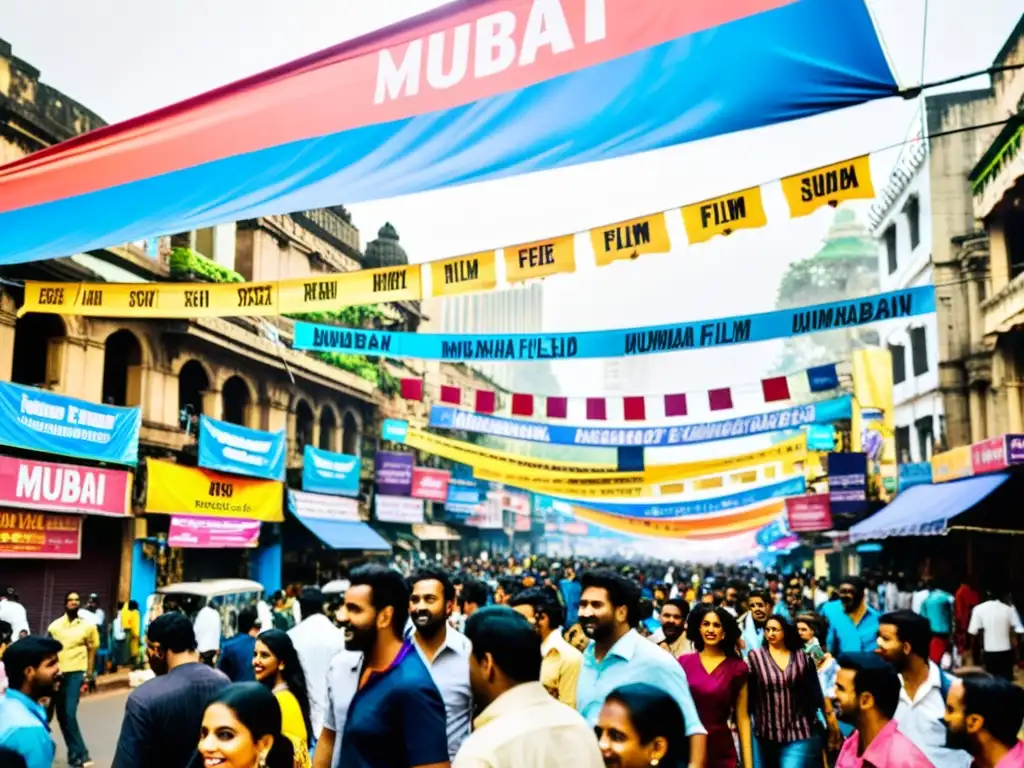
[{"x1": 169, "y1": 247, "x2": 244, "y2": 283}]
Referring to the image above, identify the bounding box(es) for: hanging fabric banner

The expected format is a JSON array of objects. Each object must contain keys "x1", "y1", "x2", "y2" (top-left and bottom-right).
[
  {"x1": 198, "y1": 415, "x2": 286, "y2": 481},
  {"x1": 681, "y1": 187, "x2": 768, "y2": 244},
  {"x1": 589, "y1": 214, "x2": 673, "y2": 266},
  {"x1": 429, "y1": 252, "x2": 498, "y2": 298},
  {"x1": 294, "y1": 287, "x2": 934, "y2": 362},
  {"x1": 428, "y1": 395, "x2": 852, "y2": 447},
  {"x1": 781, "y1": 155, "x2": 876, "y2": 218},
  {"x1": 302, "y1": 446, "x2": 362, "y2": 497},
  {"x1": 145, "y1": 459, "x2": 284, "y2": 522},
  {"x1": 505, "y1": 234, "x2": 577, "y2": 283},
  {"x1": 571, "y1": 500, "x2": 786, "y2": 539},
  {"x1": 0, "y1": 0, "x2": 895, "y2": 266}
]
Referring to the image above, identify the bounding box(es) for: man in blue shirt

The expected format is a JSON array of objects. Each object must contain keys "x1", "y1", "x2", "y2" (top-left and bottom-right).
[
  {"x1": 918, "y1": 581, "x2": 955, "y2": 663},
  {"x1": 827, "y1": 576, "x2": 880, "y2": 655},
  {"x1": 217, "y1": 607, "x2": 259, "y2": 682},
  {"x1": 323, "y1": 564, "x2": 449, "y2": 768},
  {"x1": 575, "y1": 569, "x2": 707, "y2": 767},
  {"x1": 559, "y1": 564, "x2": 582, "y2": 628},
  {"x1": 0, "y1": 635, "x2": 63, "y2": 768}
]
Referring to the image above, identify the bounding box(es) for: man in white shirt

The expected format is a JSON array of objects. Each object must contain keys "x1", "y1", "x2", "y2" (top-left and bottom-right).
[
  {"x1": 813, "y1": 577, "x2": 831, "y2": 610},
  {"x1": 0, "y1": 588, "x2": 30, "y2": 638},
  {"x1": 288, "y1": 587, "x2": 344, "y2": 739},
  {"x1": 193, "y1": 602, "x2": 222, "y2": 667},
  {"x1": 911, "y1": 582, "x2": 930, "y2": 615},
  {"x1": 876, "y1": 610, "x2": 972, "y2": 768},
  {"x1": 967, "y1": 591, "x2": 1024, "y2": 681}
]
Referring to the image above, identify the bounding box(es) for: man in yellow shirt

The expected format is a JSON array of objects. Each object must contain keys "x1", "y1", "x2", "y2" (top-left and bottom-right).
[
  {"x1": 48, "y1": 591, "x2": 99, "y2": 768},
  {"x1": 510, "y1": 586, "x2": 582, "y2": 709}
]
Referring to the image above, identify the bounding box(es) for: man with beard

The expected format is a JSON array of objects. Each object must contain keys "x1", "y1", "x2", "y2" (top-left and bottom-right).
[
  {"x1": 333, "y1": 564, "x2": 449, "y2": 768},
  {"x1": 647, "y1": 598, "x2": 692, "y2": 658},
  {"x1": 875, "y1": 610, "x2": 970, "y2": 767},
  {"x1": 46, "y1": 591, "x2": 99, "y2": 768},
  {"x1": 943, "y1": 671, "x2": 1024, "y2": 768},
  {"x1": 408, "y1": 567, "x2": 472, "y2": 762},
  {"x1": 112, "y1": 612, "x2": 228, "y2": 768},
  {"x1": 722, "y1": 583, "x2": 741, "y2": 617},
  {"x1": 575, "y1": 569, "x2": 707, "y2": 767},
  {"x1": 832, "y1": 652, "x2": 932, "y2": 767},
  {"x1": 0, "y1": 636, "x2": 63, "y2": 767},
  {"x1": 826, "y1": 577, "x2": 880, "y2": 655},
  {"x1": 738, "y1": 588, "x2": 771, "y2": 658},
  {"x1": 509, "y1": 586, "x2": 582, "y2": 708}
]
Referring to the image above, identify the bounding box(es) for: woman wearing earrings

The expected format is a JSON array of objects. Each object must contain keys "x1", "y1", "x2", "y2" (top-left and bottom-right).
[
  {"x1": 197, "y1": 682, "x2": 295, "y2": 768},
  {"x1": 678, "y1": 606, "x2": 752, "y2": 767},
  {"x1": 595, "y1": 683, "x2": 690, "y2": 768},
  {"x1": 251, "y1": 630, "x2": 312, "y2": 768}
]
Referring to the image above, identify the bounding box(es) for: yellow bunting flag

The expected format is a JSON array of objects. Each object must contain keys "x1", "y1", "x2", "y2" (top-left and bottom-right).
[
  {"x1": 19, "y1": 280, "x2": 280, "y2": 318},
  {"x1": 429, "y1": 252, "x2": 498, "y2": 297},
  {"x1": 781, "y1": 155, "x2": 874, "y2": 218},
  {"x1": 681, "y1": 187, "x2": 768, "y2": 244},
  {"x1": 590, "y1": 214, "x2": 671, "y2": 266},
  {"x1": 504, "y1": 234, "x2": 576, "y2": 284},
  {"x1": 144, "y1": 459, "x2": 284, "y2": 522},
  {"x1": 571, "y1": 500, "x2": 785, "y2": 539},
  {"x1": 278, "y1": 265, "x2": 421, "y2": 313}
]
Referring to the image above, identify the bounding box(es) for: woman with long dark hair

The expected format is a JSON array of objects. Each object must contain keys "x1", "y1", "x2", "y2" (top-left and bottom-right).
[
  {"x1": 197, "y1": 682, "x2": 295, "y2": 768},
  {"x1": 679, "y1": 606, "x2": 752, "y2": 767},
  {"x1": 596, "y1": 683, "x2": 690, "y2": 768},
  {"x1": 252, "y1": 630, "x2": 311, "y2": 768},
  {"x1": 745, "y1": 615, "x2": 825, "y2": 767}
]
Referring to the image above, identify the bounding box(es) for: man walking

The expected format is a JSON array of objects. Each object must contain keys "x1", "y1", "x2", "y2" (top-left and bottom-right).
[
  {"x1": 454, "y1": 607, "x2": 603, "y2": 768},
  {"x1": 289, "y1": 587, "x2": 345, "y2": 740},
  {"x1": 217, "y1": 607, "x2": 260, "y2": 682},
  {"x1": 647, "y1": 598, "x2": 692, "y2": 658},
  {"x1": 47, "y1": 591, "x2": 98, "y2": 768},
  {"x1": 193, "y1": 598, "x2": 221, "y2": 667},
  {"x1": 738, "y1": 588, "x2": 771, "y2": 657},
  {"x1": 510, "y1": 586, "x2": 582, "y2": 707},
  {"x1": 967, "y1": 589, "x2": 1024, "y2": 681},
  {"x1": 0, "y1": 636, "x2": 63, "y2": 768},
  {"x1": 112, "y1": 612, "x2": 229, "y2": 768},
  {"x1": 0, "y1": 587, "x2": 29, "y2": 639},
  {"x1": 826, "y1": 577, "x2": 880, "y2": 655}
]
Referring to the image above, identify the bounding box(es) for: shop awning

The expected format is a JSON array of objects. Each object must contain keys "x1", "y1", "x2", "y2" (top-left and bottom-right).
[
  {"x1": 297, "y1": 516, "x2": 391, "y2": 552},
  {"x1": 849, "y1": 473, "x2": 1010, "y2": 542},
  {"x1": 412, "y1": 524, "x2": 462, "y2": 542}
]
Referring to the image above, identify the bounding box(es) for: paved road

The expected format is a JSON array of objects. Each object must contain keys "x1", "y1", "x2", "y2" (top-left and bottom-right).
[{"x1": 52, "y1": 688, "x2": 128, "y2": 768}]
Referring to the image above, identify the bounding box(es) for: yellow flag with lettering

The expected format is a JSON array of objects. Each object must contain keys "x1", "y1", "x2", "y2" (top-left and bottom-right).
[
  {"x1": 781, "y1": 155, "x2": 874, "y2": 218},
  {"x1": 144, "y1": 459, "x2": 284, "y2": 521},
  {"x1": 681, "y1": 187, "x2": 768, "y2": 244},
  {"x1": 277, "y1": 265, "x2": 421, "y2": 313},
  {"x1": 589, "y1": 214, "x2": 671, "y2": 266},
  {"x1": 504, "y1": 234, "x2": 576, "y2": 283},
  {"x1": 429, "y1": 252, "x2": 498, "y2": 297}
]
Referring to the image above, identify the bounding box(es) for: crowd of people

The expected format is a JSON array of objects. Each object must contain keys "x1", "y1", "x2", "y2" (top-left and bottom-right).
[{"x1": 0, "y1": 558, "x2": 1023, "y2": 768}]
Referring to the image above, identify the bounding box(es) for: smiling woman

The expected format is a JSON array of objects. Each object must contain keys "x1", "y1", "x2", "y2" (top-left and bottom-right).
[{"x1": 199, "y1": 683, "x2": 294, "y2": 768}]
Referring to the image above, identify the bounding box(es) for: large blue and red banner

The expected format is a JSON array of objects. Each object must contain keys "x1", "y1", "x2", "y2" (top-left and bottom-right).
[{"x1": 0, "y1": 0, "x2": 895, "y2": 265}]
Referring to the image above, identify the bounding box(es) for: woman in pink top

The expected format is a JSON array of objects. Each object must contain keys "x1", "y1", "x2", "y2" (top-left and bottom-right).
[
  {"x1": 678, "y1": 605, "x2": 752, "y2": 768},
  {"x1": 833, "y1": 652, "x2": 932, "y2": 768}
]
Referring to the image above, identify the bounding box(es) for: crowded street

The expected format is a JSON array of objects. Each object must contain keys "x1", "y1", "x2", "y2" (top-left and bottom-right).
[{"x1": 2, "y1": 0, "x2": 1024, "y2": 767}]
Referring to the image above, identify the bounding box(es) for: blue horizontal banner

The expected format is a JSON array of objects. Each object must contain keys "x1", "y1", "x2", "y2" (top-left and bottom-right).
[
  {"x1": 198, "y1": 415, "x2": 286, "y2": 481},
  {"x1": 570, "y1": 477, "x2": 806, "y2": 519},
  {"x1": 302, "y1": 445, "x2": 362, "y2": 497},
  {"x1": 294, "y1": 288, "x2": 934, "y2": 362},
  {"x1": 0, "y1": 381, "x2": 141, "y2": 465},
  {"x1": 429, "y1": 395, "x2": 852, "y2": 447}
]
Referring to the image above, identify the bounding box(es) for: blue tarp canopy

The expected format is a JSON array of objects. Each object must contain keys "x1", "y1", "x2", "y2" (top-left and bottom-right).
[
  {"x1": 296, "y1": 516, "x2": 392, "y2": 552},
  {"x1": 849, "y1": 473, "x2": 1010, "y2": 542}
]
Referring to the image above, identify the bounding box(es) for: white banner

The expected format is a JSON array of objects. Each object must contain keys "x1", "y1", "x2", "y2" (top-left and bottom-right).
[
  {"x1": 288, "y1": 489, "x2": 359, "y2": 522},
  {"x1": 375, "y1": 495, "x2": 425, "y2": 524}
]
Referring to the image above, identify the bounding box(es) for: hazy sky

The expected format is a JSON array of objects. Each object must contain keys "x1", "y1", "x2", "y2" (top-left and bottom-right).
[{"x1": 2, "y1": 0, "x2": 1018, "y2": 412}]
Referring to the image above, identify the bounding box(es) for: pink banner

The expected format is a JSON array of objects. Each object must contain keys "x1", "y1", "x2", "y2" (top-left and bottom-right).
[
  {"x1": 168, "y1": 515, "x2": 261, "y2": 549},
  {"x1": 0, "y1": 455, "x2": 131, "y2": 517},
  {"x1": 972, "y1": 437, "x2": 1009, "y2": 474},
  {"x1": 411, "y1": 467, "x2": 450, "y2": 502},
  {"x1": 785, "y1": 494, "x2": 833, "y2": 533}
]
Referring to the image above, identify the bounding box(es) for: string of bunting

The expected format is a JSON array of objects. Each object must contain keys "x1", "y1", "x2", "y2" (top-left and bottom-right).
[
  {"x1": 17, "y1": 155, "x2": 874, "y2": 319},
  {"x1": 399, "y1": 363, "x2": 841, "y2": 421}
]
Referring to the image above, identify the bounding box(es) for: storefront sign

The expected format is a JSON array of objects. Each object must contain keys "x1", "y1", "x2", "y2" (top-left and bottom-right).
[
  {"x1": 167, "y1": 516, "x2": 261, "y2": 549},
  {"x1": 198, "y1": 416, "x2": 286, "y2": 481},
  {"x1": 971, "y1": 437, "x2": 1008, "y2": 475},
  {"x1": 785, "y1": 494, "x2": 833, "y2": 532},
  {"x1": 1009, "y1": 435, "x2": 1024, "y2": 464},
  {"x1": 145, "y1": 459, "x2": 284, "y2": 522},
  {"x1": 0, "y1": 510, "x2": 82, "y2": 559},
  {"x1": 376, "y1": 452, "x2": 414, "y2": 495},
  {"x1": 828, "y1": 452, "x2": 867, "y2": 515},
  {"x1": 931, "y1": 445, "x2": 973, "y2": 484},
  {"x1": 897, "y1": 462, "x2": 933, "y2": 492},
  {"x1": 287, "y1": 489, "x2": 359, "y2": 522},
  {"x1": 467, "y1": 491, "x2": 504, "y2": 530},
  {"x1": 0, "y1": 381, "x2": 141, "y2": 465},
  {"x1": 446, "y1": 479, "x2": 480, "y2": 506},
  {"x1": 302, "y1": 446, "x2": 361, "y2": 497},
  {"x1": 374, "y1": 495, "x2": 424, "y2": 524},
  {"x1": 411, "y1": 468, "x2": 450, "y2": 502},
  {"x1": 0, "y1": 455, "x2": 131, "y2": 517}
]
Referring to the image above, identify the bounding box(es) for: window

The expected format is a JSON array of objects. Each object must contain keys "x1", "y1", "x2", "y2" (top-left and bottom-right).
[
  {"x1": 895, "y1": 426, "x2": 912, "y2": 463},
  {"x1": 890, "y1": 343, "x2": 906, "y2": 384},
  {"x1": 884, "y1": 224, "x2": 898, "y2": 274},
  {"x1": 915, "y1": 416, "x2": 935, "y2": 461},
  {"x1": 910, "y1": 327, "x2": 929, "y2": 376},
  {"x1": 904, "y1": 195, "x2": 920, "y2": 250}
]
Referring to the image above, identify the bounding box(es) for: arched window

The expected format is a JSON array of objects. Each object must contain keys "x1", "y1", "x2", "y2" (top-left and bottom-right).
[
  {"x1": 222, "y1": 376, "x2": 252, "y2": 426},
  {"x1": 102, "y1": 330, "x2": 143, "y2": 406},
  {"x1": 295, "y1": 400, "x2": 315, "y2": 449},
  {"x1": 11, "y1": 314, "x2": 66, "y2": 389},
  {"x1": 342, "y1": 411, "x2": 361, "y2": 456},
  {"x1": 319, "y1": 407, "x2": 337, "y2": 451}
]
